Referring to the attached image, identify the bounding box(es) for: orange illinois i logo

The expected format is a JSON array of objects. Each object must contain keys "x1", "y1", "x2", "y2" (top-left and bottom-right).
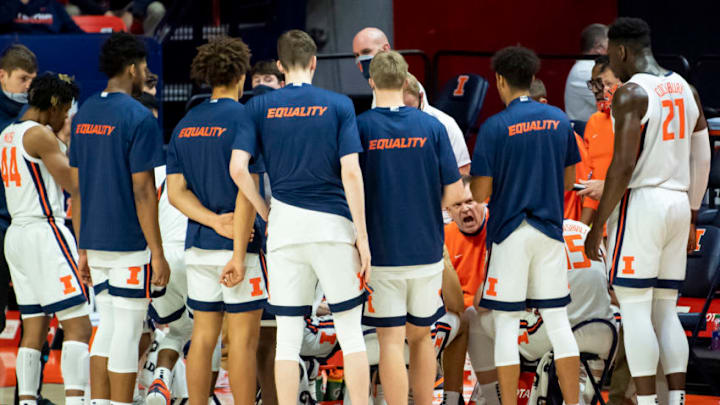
[
  {"x1": 621, "y1": 256, "x2": 635, "y2": 275},
  {"x1": 249, "y1": 277, "x2": 263, "y2": 297},
  {"x1": 366, "y1": 294, "x2": 375, "y2": 314},
  {"x1": 485, "y1": 277, "x2": 498, "y2": 297},
  {"x1": 127, "y1": 266, "x2": 142, "y2": 285},
  {"x1": 695, "y1": 228, "x2": 706, "y2": 252},
  {"x1": 60, "y1": 275, "x2": 76, "y2": 295},
  {"x1": 518, "y1": 331, "x2": 529, "y2": 345},
  {"x1": 453, "y1": 75, "x2": 469, "y2": 97}
]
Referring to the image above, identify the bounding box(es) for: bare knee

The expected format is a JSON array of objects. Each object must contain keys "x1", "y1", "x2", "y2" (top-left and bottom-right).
[
  {"x1": 405, "y1": 324, "x2": 431, "y2": 346},
  {"x1": 61, "y1": 316, "x2": 92, "y2": 343}
]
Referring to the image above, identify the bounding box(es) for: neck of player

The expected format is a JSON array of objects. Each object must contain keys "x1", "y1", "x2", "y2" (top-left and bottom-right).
[
  {"x1": 211, "y1": 84, "x2": 240, "y2": 102},
  {"x1": 374, "y1": 88, "x2": 405, "y2": 108},
  {"x1": 105, "y1": 76, "x2": 134, "y2": 95},
  {"x1": 631, "y1": 48, "x2": 665, "y2": 77},
  {"x1": 505, "y1": 89, "x2": 531, "y2": 106},
  {"x1": 20, "y1": 107, "x2": 50, "y2": 126},
  {"x1": 284, "y1": 69, "x2": 313, "y2": 86}
]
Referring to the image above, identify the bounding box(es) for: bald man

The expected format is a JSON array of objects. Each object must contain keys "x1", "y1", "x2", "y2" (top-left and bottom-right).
[{"x1": 352, "y1": 27, "x2": 471, "y2": 176}]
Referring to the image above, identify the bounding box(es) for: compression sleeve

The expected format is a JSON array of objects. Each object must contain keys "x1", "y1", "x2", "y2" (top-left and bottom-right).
[{"x1": 689, "y1": 127, "x2": 711, "y2": 210}]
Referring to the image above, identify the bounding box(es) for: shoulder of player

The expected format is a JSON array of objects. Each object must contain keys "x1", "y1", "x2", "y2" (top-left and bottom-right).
[
  {"x1": 612, "y1": 83, "x2": 648, "y2": 113},
  {"x1": 23, "y1": 123, "x2": 58, "y2": 152}
]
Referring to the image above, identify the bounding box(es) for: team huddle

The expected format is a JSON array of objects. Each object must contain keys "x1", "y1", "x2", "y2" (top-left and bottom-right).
[{"x1": 0, "y1": 15, "x2": 711, "y2": 405}]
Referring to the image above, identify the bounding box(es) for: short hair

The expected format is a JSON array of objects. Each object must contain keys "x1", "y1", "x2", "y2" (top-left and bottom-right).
[
  {"x1": 461, "y1": 174, "x2": 472, "y2": 186},
  {"x1": 593, "y1": 55, "x2": 611, "y2": 73},
  {"x1": 608, "y1": 17, "x2": 651, "y2": 49},
  {"x1": 404, "y1": 72, "x2": 421, "y2": 97},
  {"x1": 580, "y1": 24, "x2": 608, "y2": 53},
  {"x1": 190, "y1": 36, "x2": 251, "y2": 88},
  {"x1": 135, "y1": 92, "x2": 159, "y2": 111},
  {"x1": 277, "y1": 30, "x2": 317, "y2": 70},
  {"x1": 249, "y1": 60, "x2": 284, "y2": 82},
  {"x1": 491, "y1": 46, "x2": 540, "y2": 90},
  {"x1": 27, "y1": 72, "x2": 79, "y2": 110},
  {"x1": 369, "y1": 51, "x2": 408, "y2": 90},
  {"x1": 0, "y1": 44, "x2": 37, "y2": 74},
  {"x1": 529, "y1": 78, "x2": 547, "y2": 101},
  {"x1": 98, "y1": 32, "x2": 147, "y2": 79}
]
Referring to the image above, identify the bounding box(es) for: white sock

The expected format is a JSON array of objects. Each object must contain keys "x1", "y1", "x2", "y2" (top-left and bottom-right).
[
  {"x1": 480, "y1": 382, "x2": 501, "y2": 405},
  {"x1": 444, "y1": 390, "x2": 461, "y2": 405},
  {"x1": 65, "y1": 396, "x2": 85, "y2": 405},
  {"x1": 153, "y1": 366, "x2": 173, "y2": 387},
  {"x1": 637, "y1": 395, "x2": 658, "y2": 405},
  {"x1": 90, "y1": 400, "x2": 111, "y2": 405},
  {"x1": 110, "y1": 402, "x2": 133, "y2": 405},
  {"x1": 19, "y1": 400, "x2": 37, "y2": 405},
  {"x1": 669, "y1": 390, "x2": 685, "y2": 405}
]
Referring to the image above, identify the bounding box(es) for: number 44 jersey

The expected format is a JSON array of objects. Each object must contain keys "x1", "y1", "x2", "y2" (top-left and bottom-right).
[{"x1": 0, "y1": 120, "x2": 67, "y2": 222}]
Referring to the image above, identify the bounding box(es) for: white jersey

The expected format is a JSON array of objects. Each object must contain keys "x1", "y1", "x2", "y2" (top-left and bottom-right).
[
  {"x1": 154, "y1": 166, "x2": 187, "y2": 246},
  {"x1": 0, "y1": 120, "x2": 66, "y2": 223},
  {"x1": 622, "y1": 72, "x2": 700, "y2": 191},
  {"x1": 562, "y1": 219, "x2": 614, "y2": 325}
]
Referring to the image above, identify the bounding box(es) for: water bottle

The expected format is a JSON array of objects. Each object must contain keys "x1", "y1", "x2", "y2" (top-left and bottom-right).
[{"x1": 711, "y1": 314, "x2": 720, "y2": 350}]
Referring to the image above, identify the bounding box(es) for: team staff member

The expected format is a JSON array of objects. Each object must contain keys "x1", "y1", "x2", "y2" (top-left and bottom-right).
[
  {"x1": 69, "y1": 32, "x2": 170, "y2": 405},
  {"x1": 230, "y1": 30, "x2": 370, "y2": 405},
  {"x1": 585, "y1": 18, "x2": 710, "y2": 405},
  {"x1": 470, "y1": 46, "x2": 581, "y2": 405},
  {"x1": 352, "y1": 27, "x2": 471, "y2": 175},
  {"x1": 2, "y1": 73, "x2": 92, "y2": 405},
  {"x1": 166, "y1": 36, "x2": 267, "y2": 405}
]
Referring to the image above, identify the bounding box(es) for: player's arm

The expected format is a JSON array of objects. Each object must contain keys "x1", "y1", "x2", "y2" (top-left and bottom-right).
[
  {"x1": 470, "y1": 177, "x2": 492, "y2": 203},
  {"x1": 230, "y1": 150, "x2": 268, "y2": 221},
  {"x1": 564, "y1": 165, "x2": 576, "y2": 191},
  {"x1": 166, "y1": 172, "x2": 233, "y2": 239},
  {"x1": 441, "y1": 245, "x2": 465, "y2": 315},
  {"x1": 687, "y1": 86, "x2": 711, "y2": 252},
  {"x1": 221, "y1": 175, "x2": 259, "y2": 288},
  {"x1": 132, "y1": 169, "x2": 169, "y2": 286},
  {"x1": 340, "y1": 153, "x2": 371, "y2": 280},
  {"x1": 584, "y1": 83, "x2": 648, "y2": 260}
]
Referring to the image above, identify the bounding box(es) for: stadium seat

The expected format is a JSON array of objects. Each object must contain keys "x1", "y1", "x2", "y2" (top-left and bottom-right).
[
  {"x1": 72, "y1": 16, "x2": 127, "y2": 33},
  {"x1": 693, "y1": 59, "x2": 720, "y2": 118},
  {"x1": 571, "y1": 120, "x2": 587, "y2": 138},
  {"x1": 680, "y1": 225, "x2": 720, "y2": 394},
  {"x1": 433, "y1": 74, "x2": 488, "y2": 137}
]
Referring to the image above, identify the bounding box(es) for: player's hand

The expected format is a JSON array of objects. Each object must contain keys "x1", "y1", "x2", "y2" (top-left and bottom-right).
[
  {"x1": 78, "y1": 249, "x2": 92, "y2": 286},
  {"x1": 212, "y1": 213, "x2": 234, "y2": 239},
  {"x1": 221, "y1": 254, "x2": 246, "y2": 287},
  {"x1": 316, "y1": 302, "x2": 331, "y2": 316},
  {"x1": 584, "y1": 227, "x2": 604, "y2": 261},
  {"x1": 687, "y1": 222, "x2": 698, "y2": 253},
  {"x1": 577, "y1": 179, "x2": 605, "y2": 200},
  {"x1": 249, "y1": 228, "x2": 255, "y2": 243},
  {"x1": 151, "y1": 255, "x2": 171, "y2": 287},
  {"x1": 356, "y1": 234, "x2": 371, "y2": 283}
]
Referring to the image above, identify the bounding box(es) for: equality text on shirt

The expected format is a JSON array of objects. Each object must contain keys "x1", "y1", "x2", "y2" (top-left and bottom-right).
[
  {"x1": 368, "y1": 137, "x2": 427, "y2": 151},
  {"x1": 177, "y1": 126, "x2": 227, "y2": 138},
  {"x1": 266, "y1": 106, "x2": 327, "y2": 119},
  {"x1": 508, "y1": 119, "x2": 560, "y2": 136},
  {"x1": 74, "y1": 124, "x2": 116, "y2": 136}
]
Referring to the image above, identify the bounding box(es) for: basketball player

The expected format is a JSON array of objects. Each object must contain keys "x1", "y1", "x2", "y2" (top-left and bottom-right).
[
  {"x1": 69, "y1": 32, "x2": 170, "y2": 405},
  {"x1": 166, "y1": 36, "x2": 266, "y2": 405},
  {"x1": 1, "y1": 73, "x2": 91, "y2": 405},
  {"x1": 357, "y1": 50, "x2": 463, "y2": 405},
  {"x1": 585, "y1": 17, "x2": 710, "y2": 405},
  {"x1": 471, "y1": 219, "x2": 617, "y2": 405},
  {"x1": 470, "y1": 46, "x2": 581, "y2": 405},
  {"x1": 230, "y1": 29, "x2": 370, "y2": 405}
]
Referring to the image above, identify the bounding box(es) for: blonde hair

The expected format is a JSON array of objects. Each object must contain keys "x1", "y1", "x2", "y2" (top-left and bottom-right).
[
  {"x1": 369, "y1": 50, "x2": 408, "y2": 90},
  {"x1": 404, "y1": 72, "x2": 421, "y2": 98}
]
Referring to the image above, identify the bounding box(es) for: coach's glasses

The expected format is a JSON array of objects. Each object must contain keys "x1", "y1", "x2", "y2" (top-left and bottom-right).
[{"x1": 586, "y1": 78, "x2": 604, "y2": 93}]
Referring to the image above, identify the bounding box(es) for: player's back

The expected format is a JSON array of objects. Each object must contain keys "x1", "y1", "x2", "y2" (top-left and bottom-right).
[
  {"x1": 473, "y1": 96, "x2": 578, "y2": 245},
  {"x1": 0, "y1": 120, "x2": 66, "y2": 223},
  {"x1": 167, "y1": 98, "x2": 262, "y2": 252},
  {"x1": 357, "y1": 107, "x2": 460, "y2": 266},
  {"x1": 70, "y1": 92, "x2": 164, "y2": 251},
  {"x1": 245, "y1": 83, "x2": 360, "y2": 220},
  {"x1": 562, "y1": 219, "x2": 613, "y2": 325},
  {"x1": 626, "y1": 72, "x2": 700, "y2": 191}
]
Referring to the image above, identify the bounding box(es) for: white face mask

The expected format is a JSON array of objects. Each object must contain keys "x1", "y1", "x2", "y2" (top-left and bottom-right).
[{"x1": 3, "y1": 90, "x2": 28, "y2": 104}]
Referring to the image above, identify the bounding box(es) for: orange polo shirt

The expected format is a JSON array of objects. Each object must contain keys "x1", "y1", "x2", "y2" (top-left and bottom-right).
[
  {"x1": 444, "y1": 207, "x2": 489, "y2": 309},
  {"x1": 563, "y1": 132, "x2": 592, "y2": 221},
  {"x1": 582, "y1": 111, "x2": 615, "y2": 210}
]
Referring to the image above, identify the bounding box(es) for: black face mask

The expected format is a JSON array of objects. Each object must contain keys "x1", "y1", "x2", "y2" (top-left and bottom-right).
[
  {"x1": 356, "y1": 55, "x2": 373, "y2": 81},
  {"x1": 252, "y1": 84, "x2": 275, "y2": 97}
]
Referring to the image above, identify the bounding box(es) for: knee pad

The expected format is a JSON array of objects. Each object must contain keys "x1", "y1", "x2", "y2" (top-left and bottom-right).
[
  {"x1": 492, "y1": 311, "x2": 523, "y2": 367},
  {"x1": 61, "y1": 341, "x2": 89, "y2": 391},
  {"x1": 108, "y1": 299, "x2": 147, "y2": 373},
  {"x1": 538, "y1": 307, "x2": 579, "y2": 360},
  {"x1": 17, "y1": 347, "x2": 41, "y2": 396},
  {"x1": 332, "y1": 305, "x2": 366, "y2": 356},
  {"x1": 468, "y1": 311, "x2": 496, "y2": 372},
  {"x1": 652, "y1": 289, "x2": 688, "y2": 374},
  {"x1": 275, "y1": 316, "x2": 305, "y2": 362},
  {"x1": 90, "y1": 292, "x2": 113, "y2": 358},
  {"x1": 615, "y1": 286, "x2": 659, "y2": 377},
  {"x1": 157, "y1": 311, "x2": 193, "y2": 356}
]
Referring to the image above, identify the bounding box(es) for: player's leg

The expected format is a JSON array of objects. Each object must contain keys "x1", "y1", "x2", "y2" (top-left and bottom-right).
[
  {"x1": 56, "y1": 306, "x2": 92, "y2": 405},
  {"x1": 16, "y1": 314, "x2": 50, "y2": 404},
  {"x1": 107, "y1": 295, "x2": 150, "y2": 403},
  {"x1": 468, "y1": 310, "x2": 501, "y2": 405},
  {"x1": 439, "y1": 313, "x2": 467, "y2": 405},
  {"x1": 313, "y1": 242, "x2": 368, "y2": 405},
  {"x1": 266, "y1": 245, "x2": 316, "y2": 405},
  {"x1": 257, "y1": 325, "x2": 278, "y2": 405},
  {"x1": 375, "y1": 325, "x2": 407, "y2": 405},
  {"x1": 147, "y1": 311, "x2": 193, "y2": 405},
  {"x1": 89, "y1": 282, "x2": 112, "y2": 403}
]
